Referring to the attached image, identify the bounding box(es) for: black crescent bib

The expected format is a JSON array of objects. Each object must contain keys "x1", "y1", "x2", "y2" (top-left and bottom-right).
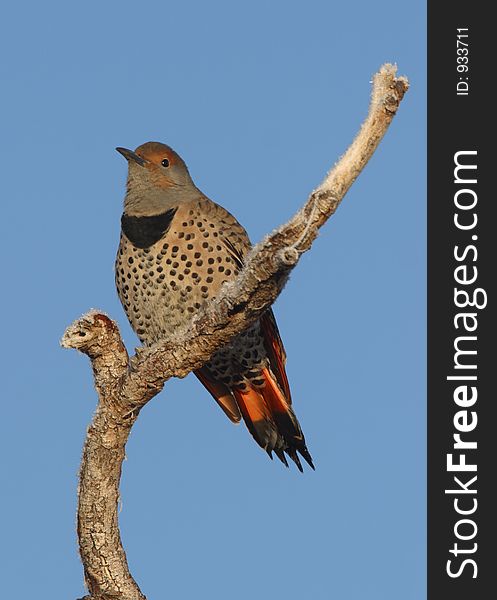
[{"x1": 121, "y1": 208, "x2": 177, "y2": 248}]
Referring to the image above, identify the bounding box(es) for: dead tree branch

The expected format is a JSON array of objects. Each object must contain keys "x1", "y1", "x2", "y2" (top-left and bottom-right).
[{"x1": 62, "y1": 64, "x2": 409, "y2": 600}]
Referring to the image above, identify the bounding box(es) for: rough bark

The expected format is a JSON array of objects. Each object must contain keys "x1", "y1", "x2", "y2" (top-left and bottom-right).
[{"x1": 62, "y1": 64, "x2": 409, "y2": 600}]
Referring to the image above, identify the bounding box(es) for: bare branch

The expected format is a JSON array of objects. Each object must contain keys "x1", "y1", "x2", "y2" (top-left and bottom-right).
[{"x1": 63, "y1": 63, "x2": 408, "y2": 599}]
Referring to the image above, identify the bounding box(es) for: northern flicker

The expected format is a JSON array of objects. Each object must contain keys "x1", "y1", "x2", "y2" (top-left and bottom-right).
[{"x1": 115, "y1": 142, "x2": 314, "y2": 471}]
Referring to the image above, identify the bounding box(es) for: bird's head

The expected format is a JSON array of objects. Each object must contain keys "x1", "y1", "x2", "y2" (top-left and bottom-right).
[{"x1": 117, "y1": 142, "x2": 198, "y2": 215}]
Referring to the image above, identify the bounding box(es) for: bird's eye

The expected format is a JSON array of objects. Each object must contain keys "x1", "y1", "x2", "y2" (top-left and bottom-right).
[{"x1": 161, "y1": 158, "x2": 170, "y2": 168}]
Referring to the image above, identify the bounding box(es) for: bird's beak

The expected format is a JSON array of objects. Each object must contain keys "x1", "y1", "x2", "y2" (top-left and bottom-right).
[{"x1": 116, "y1": 147, "x2": 147, "y2": 166}]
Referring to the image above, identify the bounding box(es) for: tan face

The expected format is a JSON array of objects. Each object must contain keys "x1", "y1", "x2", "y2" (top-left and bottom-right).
[
  {"x1": 117, "y1": 141, "x2": 198, "y2": 216},
  {"x1": 117, "y1": 142, "x2": 193, "y2": 191}
]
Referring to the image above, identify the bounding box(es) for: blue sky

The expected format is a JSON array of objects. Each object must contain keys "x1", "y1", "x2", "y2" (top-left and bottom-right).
[{"x1": 0, "y1": 2, "x2": 425, "y2": 599}]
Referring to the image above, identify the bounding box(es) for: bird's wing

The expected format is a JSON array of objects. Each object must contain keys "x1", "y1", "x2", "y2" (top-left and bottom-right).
[
  {"x1": 195, "y1": 367, "x2": 242, "y2": 423},
  {"x1": 222, "y1": 235, "x2": 246, "y2": 269},
  {"x1": 259, "y1": 310, "x2": 292, "y2": 404}
]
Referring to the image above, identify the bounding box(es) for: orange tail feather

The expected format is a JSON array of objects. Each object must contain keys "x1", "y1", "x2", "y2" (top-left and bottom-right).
[
  {"x1": 259, "y1": 367, "x2": 314, "y2": 471},
  {"x1": 232, "y1": 368, "x2": 314, "y2": 471}
]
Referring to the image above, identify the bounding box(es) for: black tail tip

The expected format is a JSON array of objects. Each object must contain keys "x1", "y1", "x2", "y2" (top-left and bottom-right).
[
  {"x1": 274, "y1": 448, "x2": 289, "y2": 468},
  {"x1": 265, "y1": 443, "x2": 315, "y2": 472},
  {"x1": 285, "y1": 445, "x2": 315, "y2": 472},
  {"x1": 299, "y1": 446, "x2": 315, "y2": 471},
  {"x1": 284, "y1": 447, "x2": 304, "y2": 472}
]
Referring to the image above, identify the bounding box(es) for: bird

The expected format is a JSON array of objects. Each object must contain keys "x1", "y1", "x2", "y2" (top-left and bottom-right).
[{"x1": 115, "y1": 142, "x2": 314, "y2": 471}]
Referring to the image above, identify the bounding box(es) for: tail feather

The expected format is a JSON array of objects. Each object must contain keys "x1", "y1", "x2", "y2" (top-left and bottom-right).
[
  {"x1": 259, "y1": 367, "x2": 315, "y2": 470},
  {"x1": 194, "y1": 311, "x2": 314, "y2": 471},
  {"x1": 297, "y1": 446, "x2": 315, "y2": 470},
  {"x1": 274, "y1": 448, "x2": 289, "y2": 468},
  {"x1": 285, "y1": 447, "x2": 303, "y2": 473},
  {"x1": 231, "y1": 367, "x2": 314, "y2": 471},
  {"x1": 199, "y1": 369, "x2": 314, "y2": 471},
  {"x1": 232, "y1": 386, "x2": 278, "y2": 451}
]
